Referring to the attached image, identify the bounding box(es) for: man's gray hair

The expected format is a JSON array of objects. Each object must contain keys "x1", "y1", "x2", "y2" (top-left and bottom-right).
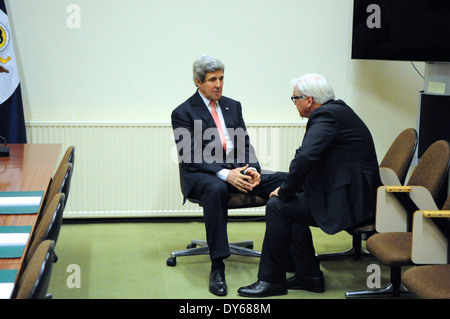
[
  {"x1": 291, "y1": 73, "x2": 335, "y2": 105},
  {"x1": 193, "y1": 55, "x2": 225, "y2": 86}
]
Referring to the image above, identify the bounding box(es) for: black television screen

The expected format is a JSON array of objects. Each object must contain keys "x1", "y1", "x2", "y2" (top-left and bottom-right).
[
  {"x1": 418, "y1": 93, "x2": 450, "y2": 158},
  {"x1": 352, "y1": 0, "x2": 450, "y2": 62}
]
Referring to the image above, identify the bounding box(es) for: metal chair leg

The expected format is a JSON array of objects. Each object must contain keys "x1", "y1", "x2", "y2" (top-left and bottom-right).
[
  {"x1": 345, "y1": 266, "x2": 410, "y2": 298},
  {"x1": 166, "y1": 239, "x2": 261, "y2": 266}
]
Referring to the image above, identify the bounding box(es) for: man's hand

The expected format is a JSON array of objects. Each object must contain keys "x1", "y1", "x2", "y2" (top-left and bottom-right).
[
  {"x1": 226, "y1": 164, "x2": 254, "y2": 193},
  {"x1": 0, "y1": 66, "x2": 9, "y2": 73},
  {"x1": 245, "y1": 168, "x2": 261, "y2": 188},
  {"x1": 269, "y1": 187, "x2": 280, "y2": 198}
]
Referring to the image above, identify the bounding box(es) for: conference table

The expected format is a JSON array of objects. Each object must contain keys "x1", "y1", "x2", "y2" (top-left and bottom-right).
[{"x1": 0, "y1": 144, "x2": 61, "y2": 299}]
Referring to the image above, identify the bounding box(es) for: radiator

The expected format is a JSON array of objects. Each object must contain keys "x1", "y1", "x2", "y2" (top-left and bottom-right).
[{"x1": 26, "y1": 121, "x2": 306, "y2": 218}]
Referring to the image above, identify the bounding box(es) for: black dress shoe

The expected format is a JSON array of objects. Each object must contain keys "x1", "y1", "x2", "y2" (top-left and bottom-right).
[
  {"x1": 209, "y1": 269, "x2": 227, "y2": 296},
  {"x1": 238, "y1": 280, "x2": 287, "y2": 298},
  {"x1": 286, "y1": 273, "x2": 325, "y2": 293}
]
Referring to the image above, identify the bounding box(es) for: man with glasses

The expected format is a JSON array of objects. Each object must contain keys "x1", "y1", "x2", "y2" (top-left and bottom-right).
[{"x1": 238, "y1": 73, "x2": 381, "y2": 297}]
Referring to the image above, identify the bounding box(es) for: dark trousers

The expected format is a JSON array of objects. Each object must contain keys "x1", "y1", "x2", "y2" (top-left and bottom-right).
[
  {"x1": 188, "y1": 171, "x2": 287, "y2": 262},
  {"x1": 257, "y1": 193, "x2": 321, "y2": 283}
]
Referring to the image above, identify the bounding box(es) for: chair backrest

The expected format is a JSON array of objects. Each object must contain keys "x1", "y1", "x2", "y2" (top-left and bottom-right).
[
  {"x1": 55, "y1": 146, "x2": 75, "y2": 206},
  {"x1": 14, "y1": 240, "x2": 55, "y2": 299},
  {"x1": 25, "y1": 193, "x2": 65, "y2": 265},
  {"x1": 442, "y1": 196, "x2": 450, "y2": 210},
  {"x1": 379, "y1": 128, "x2": 417, "y2": 185},
  {"x1": 46, "y1": 193, "x2": 66, "y2": 245},
  {"x1": 43, "y1": 162, "x2": 73, "y2": 213},
  {"x1": 55, "y1": 146, "x2": 75, "y2": 176},
  {"x1": 407, "y1": 140, "x2": 450, "y2": 207}
]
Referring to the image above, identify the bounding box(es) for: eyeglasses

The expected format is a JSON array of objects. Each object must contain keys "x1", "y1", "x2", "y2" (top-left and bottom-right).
[{"x1": 291, "y1": 95, "x2": 308, "y2": 103}]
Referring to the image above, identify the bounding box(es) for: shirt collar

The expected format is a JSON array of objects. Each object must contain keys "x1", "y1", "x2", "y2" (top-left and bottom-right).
[{"x1": 198, "y1": 90, "x2": 219, "y2": 108}]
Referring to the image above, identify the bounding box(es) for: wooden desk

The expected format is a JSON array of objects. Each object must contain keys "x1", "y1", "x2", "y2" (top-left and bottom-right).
[
  {"x1": 0, "y1": 144, "x2": 61, "y2": 192},
  {"x1": 0, "y1": 144, "x2": 61, "y2": 297}
]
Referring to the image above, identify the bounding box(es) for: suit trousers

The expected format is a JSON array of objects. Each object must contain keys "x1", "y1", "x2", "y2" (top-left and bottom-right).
[
  {"x1": 257, "y1": 193, "x2": 321, "y2": 283},
  {"x1": 187, "y1": 171, "x2": 287, "y2": 262}
]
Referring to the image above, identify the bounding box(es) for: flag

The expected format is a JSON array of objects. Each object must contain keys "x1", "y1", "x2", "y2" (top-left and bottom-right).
[{"x1": 0, "y1": 0, "x2": 26, "y2": 143}]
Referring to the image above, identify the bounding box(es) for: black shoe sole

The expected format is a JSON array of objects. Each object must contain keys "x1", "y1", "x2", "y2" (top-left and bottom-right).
[
  {"x1": 288, "y1": 285, "x2": 325, "y2": 293},
  {"x1": 238, "y1": 290, "x2": 288, "y2": 298}
]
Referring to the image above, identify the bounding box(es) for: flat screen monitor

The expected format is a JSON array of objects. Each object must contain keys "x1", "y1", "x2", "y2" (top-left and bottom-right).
[
  {"x1": 352, "y1": 0, "x2": 450, "y2": 62},
  {"x1": 418, "y1": 93, "x2": 450, "y2": 158}
]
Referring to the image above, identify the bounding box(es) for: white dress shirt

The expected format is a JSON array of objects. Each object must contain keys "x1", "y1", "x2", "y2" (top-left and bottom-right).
[{"x1": 198, "y1": 91, "x2": 256, "y2": 181}]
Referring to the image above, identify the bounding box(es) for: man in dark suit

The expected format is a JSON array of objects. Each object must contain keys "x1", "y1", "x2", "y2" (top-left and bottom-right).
[
  {"x1": 238, "y1": 73, "x2": 382, "y2": 297},
  {"x1": 171, "y1": 55, "x2": 286, "y2": 296}
]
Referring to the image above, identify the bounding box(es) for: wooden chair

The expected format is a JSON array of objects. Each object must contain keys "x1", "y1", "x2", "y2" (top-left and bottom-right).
[
  {"x1": 40, "y1": 145, "x2": 74, "y2": 215},
  {"x1": 14, "y1": 240, "x2": 56, "y2": 299},
  {"x1": 56, "y1": 146, "x2": 75, "y2": 172},
  {"x1": 54, "y1": 146, "x2": 75, "y2": 207},
  {"x1": 401, "y1": 202, "x2": 450, "y2": 299},
  {"x1": 41, "y1": 162, "x2": 73, "y2": 216},
  {"x1": 318, "y1": 128, "x2": 418, "y2": 261},
  {"x1": 25, "y1": 193, "x2": 65, "y2": 265},
  {"x1": 346, "y1": 140, "x2": 450, "y2": 298},
  {"x1": 38, "y1": 162, "x2": 72, "y2": 262},
  {"x1": 166, "y1": 165, "x2": 266, "y2": 266}
]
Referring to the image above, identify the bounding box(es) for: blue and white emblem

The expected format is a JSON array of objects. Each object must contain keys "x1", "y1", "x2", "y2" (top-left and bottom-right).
[{"x1": 0, "y1": 10, "x2": 20, "y2": 104}]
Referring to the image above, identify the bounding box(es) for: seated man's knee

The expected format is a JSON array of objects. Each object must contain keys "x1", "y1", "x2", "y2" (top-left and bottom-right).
[
  {"x1": 265, "y1": 197, "x2": 282, "y2": 219},
  {"x1": 266, "y1": 196, "x2": 281, "y2": 209},
  {"x1": 204, "y1": 180, "x2": 229, "y2": 200}
]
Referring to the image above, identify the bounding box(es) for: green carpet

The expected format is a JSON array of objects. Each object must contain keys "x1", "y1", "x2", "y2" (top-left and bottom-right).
[{"x1": 47, "y1": 220, "x2": 403, "y2": 299}]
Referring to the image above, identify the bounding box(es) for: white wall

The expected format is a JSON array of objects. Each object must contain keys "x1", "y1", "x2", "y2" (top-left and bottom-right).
[{"x1": 7, "y1": 0, "x2": 425, "y2": 161}]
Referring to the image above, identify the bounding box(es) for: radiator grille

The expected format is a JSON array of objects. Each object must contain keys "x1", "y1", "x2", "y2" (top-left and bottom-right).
[{"x1": 26, "y1": 121, "x2": 306, "y2": 218}]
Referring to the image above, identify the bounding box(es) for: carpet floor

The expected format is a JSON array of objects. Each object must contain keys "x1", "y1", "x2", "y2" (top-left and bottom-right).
[{"x1": 47, "y1": 220, "x2": 410, "y2": 299}]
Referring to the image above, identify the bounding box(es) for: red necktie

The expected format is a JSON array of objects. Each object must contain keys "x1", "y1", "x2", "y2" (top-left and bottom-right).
[{"x1": 210, "y1": 101, "x2": 227, "y2": 151}]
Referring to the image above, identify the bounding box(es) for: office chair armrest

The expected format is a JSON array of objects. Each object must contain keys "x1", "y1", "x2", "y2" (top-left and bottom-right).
[
  {"x1": 384, "y1": 186, "x2": 412, "y2": 192},
  {"x1": 411, "y1": 210, "x2": 449, "y2": 264},
  {"x1": 422, "y1": 210, "x2": 450, "y2": 218},
  {"x1": 376, "y1": 186, "x2": 438, "y2": 233}
]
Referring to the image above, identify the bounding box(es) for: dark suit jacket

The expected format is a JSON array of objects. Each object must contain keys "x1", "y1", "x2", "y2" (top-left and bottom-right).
[
  {"x1": 171, "y1": 91, "x2": 261, "y2": 201},
  {"x1": 278, "y1": 99, "x2": 382, "y2": 234}
]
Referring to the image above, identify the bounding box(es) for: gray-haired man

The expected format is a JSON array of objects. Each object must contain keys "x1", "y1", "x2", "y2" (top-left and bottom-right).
[{"x1": 171, "y1": 55, "x2": 286, "y2": 296}]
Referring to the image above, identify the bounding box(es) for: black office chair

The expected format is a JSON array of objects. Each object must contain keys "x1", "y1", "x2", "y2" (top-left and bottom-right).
[{"x1": 166, "y1": 165, "x2": 267, "y2": 266}]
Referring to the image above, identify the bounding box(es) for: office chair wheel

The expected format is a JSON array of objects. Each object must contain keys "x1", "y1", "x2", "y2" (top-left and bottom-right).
[
  {"x1": 187, "y1": 243, "x2": 197, "y2": 249},
  {"x1": 166, "y1": 257, "x2": 177, "y2": 267}
]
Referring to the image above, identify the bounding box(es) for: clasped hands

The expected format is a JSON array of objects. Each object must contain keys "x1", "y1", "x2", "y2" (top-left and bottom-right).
[{"x1": 226, "y1": 164, "x2": 261, "y2": 193}]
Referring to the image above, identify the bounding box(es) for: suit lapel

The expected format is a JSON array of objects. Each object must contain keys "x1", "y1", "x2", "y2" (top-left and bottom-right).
[
  {"x1": 190, "y1": 91, "x2": 235, "y2": 129},
  {"x1": 190, "y1": 91, "x2": 216, "y2": 128},
  {"x1": 218, "y1": 97, "x2": 234, "y2": 129}
]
